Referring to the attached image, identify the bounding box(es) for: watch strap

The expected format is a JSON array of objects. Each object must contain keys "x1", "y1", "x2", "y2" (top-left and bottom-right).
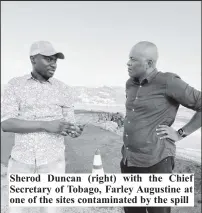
[{"x1": 178, "y1": 128, "x2": 187, "y2": 138}]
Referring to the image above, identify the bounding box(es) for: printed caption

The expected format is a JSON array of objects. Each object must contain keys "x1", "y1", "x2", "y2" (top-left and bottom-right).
[{"x1": 9, "y1": 173, "x2": 194, "y2": 207}]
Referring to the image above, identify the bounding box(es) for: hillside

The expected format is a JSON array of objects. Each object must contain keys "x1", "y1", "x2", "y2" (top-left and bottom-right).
[{"x1": 1, "y1": 84, "x2": 125, "y2": 105}]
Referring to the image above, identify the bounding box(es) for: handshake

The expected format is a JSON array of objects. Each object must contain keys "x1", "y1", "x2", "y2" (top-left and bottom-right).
[{"x1": 45, "y1": 119, "x2": 86, "y2": 138}]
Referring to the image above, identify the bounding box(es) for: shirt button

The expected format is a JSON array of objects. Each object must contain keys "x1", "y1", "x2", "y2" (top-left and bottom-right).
[
  {"x1": 125, "y1": 134, "x2": 128, "y2": 137},
  {"x1": 126, "y1": 146, "x2": 129, "y2": 150},
  {"x1": 132, "y1": 109, "x2": 135, "y2": 111},
  {"x1": 128, "y1": 121, "x2": 130, "y2": 124}
]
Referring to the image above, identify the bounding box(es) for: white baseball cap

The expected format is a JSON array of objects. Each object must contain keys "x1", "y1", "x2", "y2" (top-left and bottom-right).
[{"x1": 29, "y1": 41, "x2": 65, "y2": 59}]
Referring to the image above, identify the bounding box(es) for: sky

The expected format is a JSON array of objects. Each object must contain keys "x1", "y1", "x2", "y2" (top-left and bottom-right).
[{"x1": 1, "y1": 1, "x2": 201, "y2": 89}]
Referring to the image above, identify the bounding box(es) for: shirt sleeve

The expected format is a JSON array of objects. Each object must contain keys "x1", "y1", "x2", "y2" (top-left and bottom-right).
[
  {"x1": 61, "y1": 85, "x2": 76, "y2": 123},
  {"x1": 1, "y1": 78, "x2": 20, "y2": 122},
  {"x1": 166, "y1": 74, "x2": 201, "y2": 112}
]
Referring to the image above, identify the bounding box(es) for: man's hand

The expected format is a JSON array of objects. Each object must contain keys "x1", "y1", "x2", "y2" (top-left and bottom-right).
[
  {"x1": 45, "y1": 119, "x2": 76, "y2": 136},
  {"x1": 66, "y1": 124, "x2": 86, "y2": 138},
  {"x1": 156, "y1": 125, "x2": 183, "y2": 142}
]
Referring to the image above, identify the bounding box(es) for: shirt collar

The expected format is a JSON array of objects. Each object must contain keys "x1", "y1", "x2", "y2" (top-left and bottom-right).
[
  {"x1": 27, "y1": 72, "x2": 52, "y2": 84},
  {"x1": 133, "y1": 68, "x2": 158, "y2": 85}
]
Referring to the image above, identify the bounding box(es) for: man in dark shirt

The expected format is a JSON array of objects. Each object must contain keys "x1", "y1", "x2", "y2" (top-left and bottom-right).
[{"x1": 121, "y1": 41, "x2": 201, "y2": 213}]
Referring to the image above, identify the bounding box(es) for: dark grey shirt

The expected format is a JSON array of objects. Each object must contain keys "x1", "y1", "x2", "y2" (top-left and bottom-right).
[{"x1": 122, "y1": 69, "x2": 201, "y2": 167}]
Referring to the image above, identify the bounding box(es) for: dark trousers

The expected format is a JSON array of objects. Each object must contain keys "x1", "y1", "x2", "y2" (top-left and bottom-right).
[{"x1": 120, "y1": 157, "x2": 174, "y2": 213}]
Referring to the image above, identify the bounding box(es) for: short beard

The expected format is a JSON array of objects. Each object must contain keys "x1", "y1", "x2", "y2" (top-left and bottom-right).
[{"x1": 32, "y1": 69, "x2": 50, "y2": 82}]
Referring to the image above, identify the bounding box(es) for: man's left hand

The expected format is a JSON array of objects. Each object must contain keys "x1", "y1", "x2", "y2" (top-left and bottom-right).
[{"x1": 156, "y1": 125, "x2": 183, "y2": 142}]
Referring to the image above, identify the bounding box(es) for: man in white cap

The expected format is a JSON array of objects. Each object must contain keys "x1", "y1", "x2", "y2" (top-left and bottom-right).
[{"x1": 1, "y1": 41, "x2": 84, "y2": 213}]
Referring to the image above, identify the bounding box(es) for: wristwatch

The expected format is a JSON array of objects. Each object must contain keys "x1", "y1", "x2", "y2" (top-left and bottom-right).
[{"x1": 177, "y1": 128, "x2": 187, "y2": 138}]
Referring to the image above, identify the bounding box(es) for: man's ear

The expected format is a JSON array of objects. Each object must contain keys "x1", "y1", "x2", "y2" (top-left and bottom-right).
[
  {"x1": 30, "y1": 56, "x2": 36, "y2": 64},
  {"x1": 148, "y1": 60, "x2": 153, "y2": 67}
]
